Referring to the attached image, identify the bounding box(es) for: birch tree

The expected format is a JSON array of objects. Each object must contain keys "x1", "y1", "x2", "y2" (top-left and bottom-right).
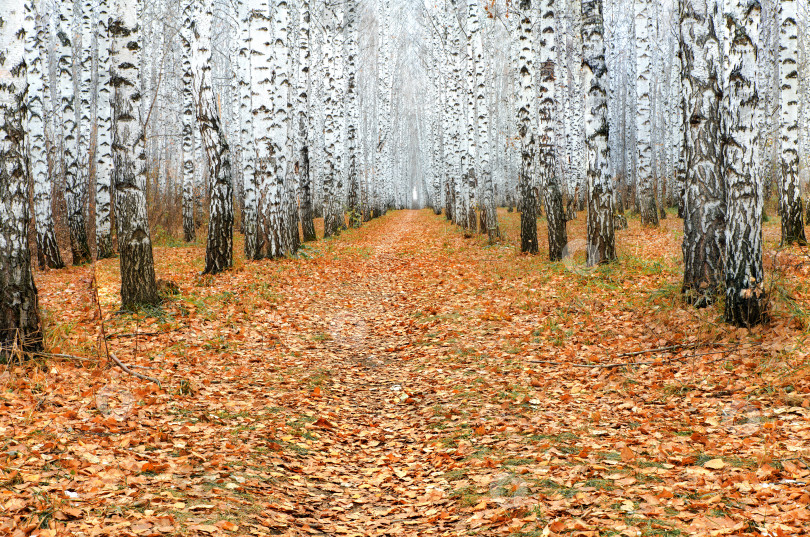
[
  {"x1": 77, "y1": 0, "x2": 94, "y2": 253},
  {"x1": 635, "y1": 0, "x2": 659, "y2": 226},
  {"x1": 110, "y1": 0, "x2": 159, "y2": 307},
  {"x1": 192, "y1": 0, "x2": 234, "y2": 273},
  {"x1": 58, "y1": 0, "x2": 91, "y2": 264},
  {"x1": 95, "y1": 0, "x2": 114, "y2": 259},
  {"x1": 723, "y1": 0, "x2": 766, "y2": 326},
  {"x1": 778, "y1": 0, "x2": 805, "y2": 245},
  {"x1": 346, "y1": 0, "x2": 362, "y2": 228},
  {"x1": 26, "y1": 1, "x2": 64, "y2": 269},
  {"x1": 323, "y1": 4, "x2": 344, "y2": 238},
  {"x1": 238, "y1": 0, "x2": 259, "y2": 256},
  {"x1": 264, "y1": 0, "x2": 291, "y2": 254},
  {"x1": 470, "y1": 0, "x2": 498, "y2": 241},
  {"x1": 1, "y1": 0, "x2": 44, "y2": 358},
  {"x1": 680, "y1": 0, "x2": 725, "y2": 306},
  {"x1": 582, "y1": 0, "x2": 615, "y2": 265},
  {"x1": 181, "y1": 0, "x2": 196, "y2": 243},
  {"x1": 538, "y1": 0, "x2": 567, "y2": 260},
  {"x1": 517, "y1": 0, "x2": 539, "y2": 254},
  {"x1": 296, "y1": 1, "x2": 316, "y2": 242}
]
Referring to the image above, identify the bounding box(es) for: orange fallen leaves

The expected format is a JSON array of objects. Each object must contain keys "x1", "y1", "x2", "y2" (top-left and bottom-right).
[{"x1": 3, "y1": 210, "x2": 809, "y2": 536}]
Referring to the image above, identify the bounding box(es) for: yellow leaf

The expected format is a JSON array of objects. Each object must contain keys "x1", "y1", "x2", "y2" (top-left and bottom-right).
[{"x1": 704, "y1": 458, "x2": 725, "y2": 470}]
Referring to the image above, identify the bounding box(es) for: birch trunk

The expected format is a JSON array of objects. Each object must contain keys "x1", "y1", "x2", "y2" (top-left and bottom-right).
[
  {"x1": 180, "y1": 0, "x2": 196, "y2": 243},
  {"x1": 26, "y1": 1, "x2": 64, "y2": 269},
  {"x1": 78, "y1": 0, "x2": 93, "y2": 255},
  {"x1": 680, "y1": 0, "x2": 725, "y2": 306},
  {"x1": 634, "y1": 0, "x2": 659, "y2": 225},
  {"x1": 471, "y1": 0, "x2": 498, "y2": 241},
  {"x1": 582, "y1": 0, "x2": 616, "y2": 265},
  {"x1": 723, "y1": 0, "x2": 766, "y2": 326},
  {"x1": 1, "y1": 0, "x2": 44, "y2": 358},
  {"x1": 110, "y1": 0, "x2": 159, "y2": 308},
  {"x1": 193, "y1": 0, "x2": 234, "y2": 274},
  {"x1": 539, "y1": 0, "x2": 567, "y2": 260},
  {"x1": 296, "y1": 0, "x2": 315, "y2": 242},
  {"x1": 518, "y1": 0, "x2": 539, "y2": 254},
  {"x1": 239, "y1": 0, "x2": 259, "y2": 257},
  {"x1": 58, "y1": 0, "x2": 91, "y2": 264},
  {"x1": 778, "y1": 0, "x2": 805, "y2": 245},
  {"x1": 95, "y1": 0, "x2": 114, "y2": 259}
]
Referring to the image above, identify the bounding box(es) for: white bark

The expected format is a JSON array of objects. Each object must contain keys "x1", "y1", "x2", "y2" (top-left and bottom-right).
[
  {"x1": 193, "y1": 0, "x2": 234, "y2": 274},
  {"x1": 723, "y1": 0, "x2": 765, "y2": 326},
  {"x1": 582, "y1": 0, "x2": 615, "y2": 265},
  {"x1": 680, "y1": 0, "x2": 724, "y2": 305},
  {"x1": 517, "y1": 0, "x2": 539, "y2": 253},
  {"x1": 0, "y1": 0, "x2": 44, "y2": 355},
  {"x1": 634, "y1": 0, "x2": 658, "y2": 225},
  {"x1": 110, "y1": 0, "x2": 158, "y2": 307},
  {"x1": 538, "y1": 0, "x2": 566, "y2": 259},
  {"x1": 58, "y1": 0, "x2": 91, "y2": 263},
  {"x1": 180, "y1": 0, "x2": 196, "y2": 243},
  {"x1": 26, "y1": 0, "x2": 64, "y2": 269},
  {"x1": 238, "y1": 0, "x2": 259, "y2": 257},
  {"x1": 95, "y1": 0, "x2": 114, "y2": 259},
  {"x1": 778, "y1": 0, "x2": 805, "y2": 244}
]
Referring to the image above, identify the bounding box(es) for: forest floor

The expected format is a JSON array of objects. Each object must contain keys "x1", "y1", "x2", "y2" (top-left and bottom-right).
[{"x1": 3, "y1": 208, "x2": 810, "y2": 537}]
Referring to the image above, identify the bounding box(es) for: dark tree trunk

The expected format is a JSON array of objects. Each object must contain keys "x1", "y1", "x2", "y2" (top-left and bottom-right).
[
  {"x1": 300, "y1": 145, "x2": 317, "y2": 242},
  {"x1": 202, "y1": 153, "x2": 233, "y2": 275}
]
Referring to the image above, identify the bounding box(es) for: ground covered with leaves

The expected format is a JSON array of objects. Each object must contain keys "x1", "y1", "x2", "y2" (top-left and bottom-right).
[{"x1": 2, "y1": 209, "x2": 810, "y2": 536}]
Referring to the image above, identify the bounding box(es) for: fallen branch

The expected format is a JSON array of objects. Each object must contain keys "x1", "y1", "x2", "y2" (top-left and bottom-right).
[
  {"x1": 106, "y1": 330, "x2": 170, "y2": 340},
  {"x1": 90, "y1": 262, "x2": 162, "y2": 389},
  {"x1": 614, "y1": 342, "x2": 701, "y2": 358},
  {"x1": 37, "y1": 352, "x2": 97, "y2": 363},
  {"x1": 529, "y1": 343, "x2": 762, "y2": 369},
  {"x1": 109, "y1": 352, "x2": 162, "y2": 388}
]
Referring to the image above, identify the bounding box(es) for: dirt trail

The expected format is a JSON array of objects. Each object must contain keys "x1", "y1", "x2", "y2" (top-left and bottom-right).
[{"x1": 276, "y1": 211, "x2": 461, "y2": 535}]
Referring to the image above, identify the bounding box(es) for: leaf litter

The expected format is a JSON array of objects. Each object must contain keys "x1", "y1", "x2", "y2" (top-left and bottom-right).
[{"x1": 2, "y1": 209, "x2": 809, "y2": 536}]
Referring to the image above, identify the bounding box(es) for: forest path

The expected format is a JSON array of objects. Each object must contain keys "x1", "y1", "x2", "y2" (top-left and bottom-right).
[
  {"x1": 19, "y1": 209, "x2": 810, "y2": 537},
  {"x1": 278, "y1": 210, "x2": 465, "y2": 535}
]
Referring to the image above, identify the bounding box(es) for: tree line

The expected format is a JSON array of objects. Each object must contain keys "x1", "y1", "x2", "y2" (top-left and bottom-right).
[{"x1": 1, "y1": 0, "x2": 809, "y2": 361}]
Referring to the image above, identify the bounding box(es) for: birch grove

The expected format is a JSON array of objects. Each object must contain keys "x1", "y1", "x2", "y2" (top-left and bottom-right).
[{"x1": 3, "y1": 0, "x2": 810, "y2": 338}]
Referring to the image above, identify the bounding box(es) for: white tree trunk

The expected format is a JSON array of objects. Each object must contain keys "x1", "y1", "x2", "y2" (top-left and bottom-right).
[
  {"x1": 680, "y1": 0, "x2": 724, "y2": 306},
  {"x1": 95, "y1": 0, "x2": 114, "y2": 259},
  {"x1": 323, "y1": 5, "x2": 342, "y2": 237},
  {"x1": 238, "y1": 0, "x2": 259, "y2": 257},
  {"x1": 180, "y1": 0, "x2": 196, "y2": 243},
  {"x1": 538, "y1": 0, "x2": 566, "y2": 259},
  {"x1": 778, "y1": 0, "x2": 805, "y2": 244},
  {"x1": 58, "y1": 0, "x2": 91, "y2": 263},
  {"x1": 517, "y1": 0, "x2": 539, "y2": 253},
  {"x1": 582, "y1": 0, "x2": 615, "y2": 265},
  {"x1": 634, "y1": 0, "x2": 658, "y2": 225},
  {"x1": 193, "y1": 0, "x2": 234, "y2": 274},
  {"x1": 296, "y1": 0, "x2": 316, "y2": 241},
  {"x1": 26, "y1": 0, "x2": 64, "y2": 269},
  {"x1": 110, "y1": 0, "x2": 158, "y2": 307},
  {"x1": 78, "y1": 0, "x2": 94, "y2": 252},
  {"x1": 346, "y1": 0, "x2": 361, "y2": 228},
  {"x1": 1, "y1": 0, "x2": 44, "y2": 356},
  {"x1": 723, "y1": 0, "x2": 765, "y2": 326}
]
